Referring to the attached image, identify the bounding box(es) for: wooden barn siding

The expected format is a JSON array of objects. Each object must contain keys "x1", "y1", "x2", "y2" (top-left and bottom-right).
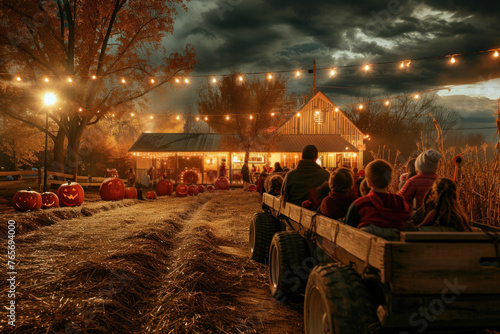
[{"x1": 279, "y1": 96, "x2": 364, "y2": 149}]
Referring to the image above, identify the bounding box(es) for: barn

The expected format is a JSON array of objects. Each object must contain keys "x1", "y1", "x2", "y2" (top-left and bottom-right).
[{"x1": 129, "y1": 91, "x2": 366, "y2": 184}]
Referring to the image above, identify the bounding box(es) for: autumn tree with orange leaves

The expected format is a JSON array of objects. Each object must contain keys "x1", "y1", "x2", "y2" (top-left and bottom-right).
[{"x1": 0, "y1": 0, "x2": 196, "y2": 174}]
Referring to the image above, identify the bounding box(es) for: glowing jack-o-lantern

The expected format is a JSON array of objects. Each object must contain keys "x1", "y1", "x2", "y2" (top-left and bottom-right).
[
  {"x1": 58, "y1": 181, "x2": 84, "y2": 207},
  {"x1": 41, "y1": 192, "x2": 59, "y2": 209},
  {"x1": 13, "y1": 188, "x2": 42, "y2": 211},
  {"x1": 100, "y1": 177, "x2": 126, "y2": 201},
  {"x1": 176, "y1": 183, "x2": 188, "y2": 197},
  {"x1": 156, "y1": 179, "x2": 173, "y2": 196},
  {"x1": 188, "y1": 185, "x2": 199, "y2": 196},
  {"x1": 215, "y1": 177, "x2": 230, "y2": 190},
  {"x1": 125, "y1": 187, "x2": 137, "y2": 199},
  {"x1": 207, "y1": 185, "x2": 215, "y2": 192},
  {"x1": 146, "y1": 191, "x2": 157, "y2": 199}
]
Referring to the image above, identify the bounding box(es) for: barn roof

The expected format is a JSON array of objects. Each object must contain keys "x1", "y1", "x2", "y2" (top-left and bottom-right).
[{"x1": 128, "y1": 133, "x2": 358, "y2": 153}]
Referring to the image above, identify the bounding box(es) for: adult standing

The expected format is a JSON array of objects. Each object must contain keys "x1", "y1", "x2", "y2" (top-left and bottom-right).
[
  {"x1": 241, "y1": 162, "x2": 251, "y2": 191},
  {"x1": 280, "y1": 145, "x2": 330, "y2": 206},
  {"x1": 219, "y1": 159, "x2": 227, "y2": 177},
  {"x1": 127, "y1": 167, "x2": 136, "y2": 187}
]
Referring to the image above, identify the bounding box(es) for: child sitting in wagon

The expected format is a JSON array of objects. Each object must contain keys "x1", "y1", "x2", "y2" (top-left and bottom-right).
[
  {"x1": 407, "y1": 178, "x2": 474, "y2": 232},
  {"x1": 319, "y1": 167, "x2": 358, "y2": 219},
  {"x1": 345, "y1": 159, "x2": 412, "y2": 239}
]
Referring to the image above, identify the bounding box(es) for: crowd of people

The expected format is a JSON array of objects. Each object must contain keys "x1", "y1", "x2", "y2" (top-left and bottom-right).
[{"x1": 256, "y1": 144, "x2": 474, "y2": 239}]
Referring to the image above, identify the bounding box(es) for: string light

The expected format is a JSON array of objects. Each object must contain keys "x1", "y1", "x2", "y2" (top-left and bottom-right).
[
  {"x1": 334, "y1": 107, "x2": 339, "y2": 112},
  {"x1": 400, "y1": 61, "x2": 405, "y2": 69},
  {"x1": 330, "y1": 68, "x2": 336, "y2": 76},
  {"x1": 150, "y1": 78, "x2": 155, "y2": 84},
  {"x1": 359, "y1": 104, "x2": 364, "y2": 110},
  {"x1": 68, "y1": 77, "x2": 73, "y2": 83},
  {"x1": 296, "y1": 71, "x2": 301, "y2": 77},
  {"x1": 385, "y1": 100, "x2": 390, "y2": 106},
  {"x1": 364, "y1": 64, "x2": 370, "y2": 71},
  {"x1": 44, "y1": 77, "x2": 49, "y2": 82},
  {"x1": 196, "y1": 117, "x2": 200, "y2": 121},
  {"x1": 212, "y1": 77, "x2": 217, "y2": 83},
  {"x1": 16, "y1": 76, "x2": 21, "y2": 81},
  {"x1": 204, "y1": 116, "x2": 208, "y2": 121},
  {"x1": 226, "y1": 115, "x2": 230, "y2": 120},
  {"x1": 130, "y1": 113, "x2": 135, "y2": 117},
  {"x1": 494, "y1": 50, "x2": 499, "y2": 58},
  {"x1": 150, "y1": 115, "x2": 154, "y2": 119},
  {"x1": 296, "y1": 112, "x2": 300, "y2": 117},
  {"x1": 450, "y1": 56, "x2": 456, "y2": 64},
  {"x1": 414, "y1": 94, "x2": 420, "y2": 99},
  {"x1": 175, "y1": 78, "x2": 180, "y2": 83},
  {"x1": 271, "y1": 113, "x2": 275, "y2": 116},
  {"x1": 92, "y1": 75, "x2": 97, "y2": 80},
  {"x1": 268, "y1": 73, "x2": 273, "y2": 80},
  {"x1": 249, "y1": 115, "x2": 253, "y2": 119},
  {"x1": 121, "y1": 78, "x2": 126, "y2": 84},
  {"x1": 184, "y1": 78, "x2": 189, "y2": 83},
  {"x1": 238, "y1": 76, "x2": 243, "y2": 82},
  {"x1": 176, "y1": 116, "x2": 180, "y2": 120},
  {"x1": 79, "y1": 108, "x2": 83, "y2": 112}
]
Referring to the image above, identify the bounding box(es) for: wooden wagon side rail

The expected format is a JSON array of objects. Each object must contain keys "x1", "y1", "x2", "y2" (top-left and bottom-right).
[{"x1": 262, "y1": 193, "x2": 392, "y2": 282}]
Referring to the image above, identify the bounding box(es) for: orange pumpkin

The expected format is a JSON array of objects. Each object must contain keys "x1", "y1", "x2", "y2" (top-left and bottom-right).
[
  {"x1": 100, "y1": 177, "x2": 126, "y2": 201},
  {"x1": 207, "y1": 185, "x2": 215, "y2": 192},
  {"x1": 215, "y1": 177, "x2": 230, "y2": 190},
  {"x1": 125, "y1": 187, "x2": 137, "y2": 199},
  {"x1": 41, "y1": 192, "x2": 59, "y2": 209},
  {"x1": 188, "y1": 185, "x2": 199, "y2": 196},
  {"x1": 156, "y1": 179, "x2": 173, "y2": 196},
  {"x1": 197, "y1": 185, "x2": 205, "y2": 193},
  {"x1": 58, "y1": 181, "x2": 85, "y2": 207},
  {"x1": 176, "y1": 183, "x2": 188, "y2": 197},
  {"x1": 13, "y1": 188, "x2": 42, "y2": 211},
  {"x1": 146, "y1": 191, "x2": 157, "y2": 199}
]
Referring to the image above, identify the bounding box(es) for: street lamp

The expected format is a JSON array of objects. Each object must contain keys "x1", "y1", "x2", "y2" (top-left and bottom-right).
[{"x1": 43, "y1": 93, "x2": 56, "y2": 191}]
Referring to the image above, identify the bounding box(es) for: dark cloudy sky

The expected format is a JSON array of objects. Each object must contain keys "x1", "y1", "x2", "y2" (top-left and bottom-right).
[{"x1": 156, "y1": 0, "x2": 500, "y2": 140}]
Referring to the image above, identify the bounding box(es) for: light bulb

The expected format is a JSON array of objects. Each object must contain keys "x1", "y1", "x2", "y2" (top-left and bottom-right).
[
  {"x1": 296, "y1": 71, "x2": 301, "y2": 76},
  {"x1": 495, "y1": 50, "x2": 499, "y2": 58},
  {"x1": 175, "y1": 78, "x2": 180, "y2": 83},
  {"x1": 44, "y1": 77, "x2": 49, "y2": 82},
  {"x1": 271, "y1": 113, "x2": 275, "y2": 116},
  {"x1": 121, "y1": 78, "x2": 126, "y2": 84},
  {"x1": 330, "y1": 69, "x2": 335, "y2": 76},
  {"x1": 68, "y1": 78, "x2": 73, "y2": 83},
  {"x1": 226, "y1": 116, "x2": 230, "y2": 120},
  {"x1": 130, "y1": 113, "x2": 135, "y2": 116},
  {"x1": 400, "y1": 62, "x2": 405, "y2": 68},
  {"x1": 16, "y1": 77, "x2": 21, "y2": 81},
  {"x1": 359, "y1": 104, "x2": 364, "y2": 110},
  {"x1": 176, "y1": 116, "x2": 180, "y2": 120},
  {"x1": 250, "y1": 115, "x2": 253, "y2": 119},
  {"x1": 414, "y1": 94, "x2": 420, "y2": 99},
  {"x1": 196, "y1": 117, "x2": 200, "y2": 121},
  {"x1": 150, "y1": 78, "x2": 155, "y2": 84},
  {"x1": 238, "y1": 76, "x2": 243, "y2": 81},
  {"x1": 450, "y1": 56, "x2": 456, "y2": 64},
  {"x1": 92, "y1": 75, "x2": 97, "y2": 80},
  {"x1": 268, "y1": 74, "x2": 273, "y2": 79},
  {"x1": 297, "y1": 113, "x2": 300, "y2": 117},
  {"x1": 364, "y1": 64, "x2": 370, "y2": 71},
  {"x1": 205, "y1": 116, "x2": 208, "y2": 121},
  {"x1": 150, "y1": 115, "x2": 154, "y2": 119},
  {"x1": 334, "y1": 107, "x2": 339, "y2": 112},
  {"x1": 385, "y1": 100, "x2": 390, "y2": 106},
  {"x1": 184, "y1": 78, "x2": 189, "y2": 83},
  {"x1": 212, "y1": 77, "x2": 217, "y2": 83}
]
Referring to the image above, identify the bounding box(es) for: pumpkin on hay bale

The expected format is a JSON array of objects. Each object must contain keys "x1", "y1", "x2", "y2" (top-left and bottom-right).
[
  {"x1": 176, "y1": 183, "x2": 188, "y2": 197},
  {"x1": 41, "y1": 192, "x2": 59, "y2": 209},
  {"x1": 156, "y1": 179, "x2": 174, "y2": 196},
  {"x1": 206, "y1": 185, "x2": 215, "y2": 192},
  {"x1": 125, "y1": 187, "x2": 137, "y2": 199},
  {"x1": 100, "y1": 177, "x2": 126, "y2": 201},
  {"x1": 58, "y1": 181, "x2": 84, "y2": 207},
  {"x1": 215, "y1": 177, "x2": 230, "y2": 190},
  {"x1": 13, "y1": 188, "x2": 42, "y2": 211},
  {"x1": 197, "y1": 185, "x2": 205, "y2": 193},
  {"x1": 188, "y1": 185, "x2": 199, "y2": 196},
  {"x1": 146, "y1": 191, "x2": 157, "y2": 199}
]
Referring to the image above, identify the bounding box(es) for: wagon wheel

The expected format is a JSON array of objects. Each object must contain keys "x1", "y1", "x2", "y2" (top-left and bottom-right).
[
  {"x1": 304, "y1": 263, "x2": 379, "y2": 334},
  {"x1": 268, "y1": 231, "x2": 309, "y2": 302},
  {"x1": 249, "y1": 212, "x2": 281, "y2": 264}
]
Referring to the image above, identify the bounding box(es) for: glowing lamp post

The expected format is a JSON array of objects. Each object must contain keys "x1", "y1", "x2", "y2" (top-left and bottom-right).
[{"x1": 43, "y1": 93, "x2": 56, "y2": 191}]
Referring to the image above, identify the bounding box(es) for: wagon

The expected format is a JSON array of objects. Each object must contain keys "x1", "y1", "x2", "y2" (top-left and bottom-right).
[{"x1": 249, "y1": 193, "x2": 500, "y2": 333}]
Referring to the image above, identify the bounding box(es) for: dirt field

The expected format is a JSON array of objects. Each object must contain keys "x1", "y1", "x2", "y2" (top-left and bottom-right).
[{"x1": 0, "y1": 190, "x2": 304, "y2": 333}]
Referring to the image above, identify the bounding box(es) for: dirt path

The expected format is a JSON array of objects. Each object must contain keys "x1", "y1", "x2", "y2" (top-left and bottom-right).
[{"x1": 1, "y1": 191, "x2": 304, "y2": 333}]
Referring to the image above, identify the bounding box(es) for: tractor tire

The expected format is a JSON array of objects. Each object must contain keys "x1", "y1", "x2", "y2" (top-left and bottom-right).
[
  {"x1": 249, "y1": 212, "x2": 281, "y2": 264},
  {"x1": 304, "y1": 263, "x2": 379, "y2": 334},
  {"x1": 268, "y1": 231, "x2": 310, "y2": 302}
]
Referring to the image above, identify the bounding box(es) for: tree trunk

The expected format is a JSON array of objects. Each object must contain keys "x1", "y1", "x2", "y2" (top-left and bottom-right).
[
  {"x1": 52, "y1": 130, "x2": 66, "y2": 174},
  {"x1": 12, "y1": 138, "x2": 18, "y2": 171}
]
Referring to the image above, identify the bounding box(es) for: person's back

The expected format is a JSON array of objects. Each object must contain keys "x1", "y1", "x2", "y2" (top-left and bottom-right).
[
  {"x1": 320, "y1": 168, "x2": 358, "y2": 219},
  {"x1": 281, "y1": 145, "x2": 330, "y2": 205},
  {"x1": 399, "y1": 150, "x2": 441, "y2": 209},
  {"x1": 345, "y1": 160, "x2": 412, "y2": 237}
]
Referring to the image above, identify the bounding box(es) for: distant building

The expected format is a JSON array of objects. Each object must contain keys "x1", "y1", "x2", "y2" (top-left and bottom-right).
[{"x1": 129, "y1": 91, "x2": 365, "y2": 184}]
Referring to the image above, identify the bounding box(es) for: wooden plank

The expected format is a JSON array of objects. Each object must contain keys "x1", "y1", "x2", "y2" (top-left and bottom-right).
[
  {"x1": 391, "y1": 242, "x2": 500, "y2": 294},
  {"x1": 47, "y1": 171, "x2": 74, "y2": 179},
  {"x1": 0, "y1": 170, "x2": 40, "y2": 176},
  {"x1": 262, "y1": 194, "x2": 391, "y2": 281},
  {"x1": 401, "y1": 232, "x2": 496, "y2": 242}
]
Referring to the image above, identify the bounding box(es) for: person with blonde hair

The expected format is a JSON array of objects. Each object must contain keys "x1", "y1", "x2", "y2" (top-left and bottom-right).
[{"x1": 409, "y1": 178, "x2": 473, "y2": 231}]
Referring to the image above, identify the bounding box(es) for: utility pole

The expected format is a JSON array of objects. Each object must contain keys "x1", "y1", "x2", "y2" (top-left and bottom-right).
[{"x1": 313, "y1": 59, "x2": 316, "y2": 94}]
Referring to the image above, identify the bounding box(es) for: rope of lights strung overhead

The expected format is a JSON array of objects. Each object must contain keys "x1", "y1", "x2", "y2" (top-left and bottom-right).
[{"x1": 2, "y1": 47, "x2": 499, "y2": 86}]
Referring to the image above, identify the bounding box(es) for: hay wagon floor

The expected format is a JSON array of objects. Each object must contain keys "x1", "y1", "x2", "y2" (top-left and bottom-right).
[{"x1": 0, "y1": 191, "x2": 303, "y2": 333}]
